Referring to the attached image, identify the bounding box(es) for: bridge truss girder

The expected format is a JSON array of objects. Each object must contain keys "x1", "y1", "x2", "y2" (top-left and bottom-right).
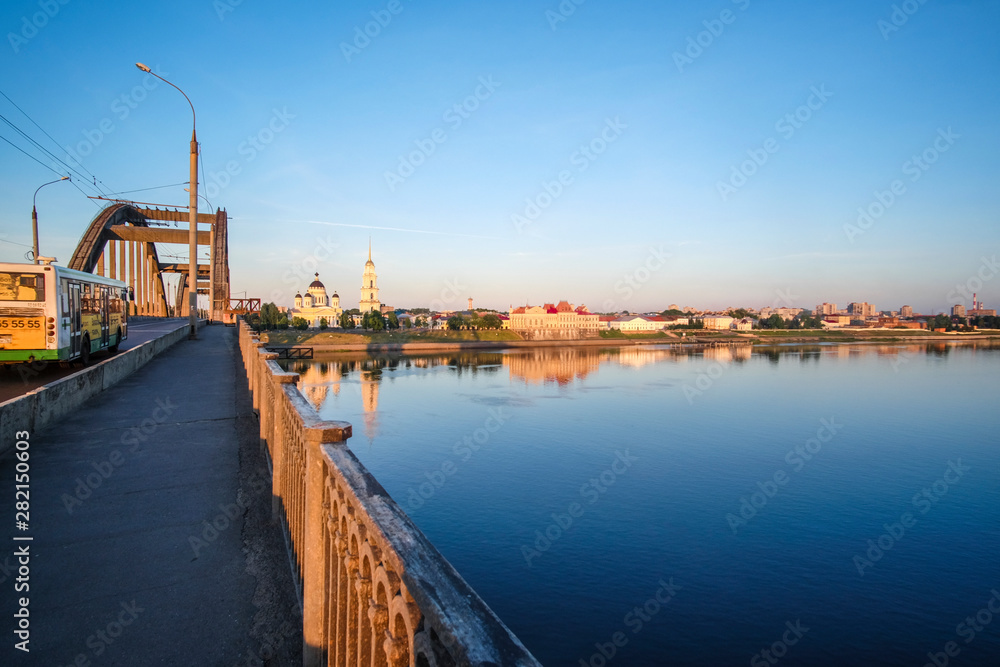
[{"x1": 68, "y1": 203, "x2": 230, "y2": 319}]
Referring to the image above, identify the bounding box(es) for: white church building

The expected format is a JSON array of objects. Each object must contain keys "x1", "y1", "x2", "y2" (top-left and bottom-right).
[{"x1": 291, "y1": 274, "x2": 343, "y2": 327}]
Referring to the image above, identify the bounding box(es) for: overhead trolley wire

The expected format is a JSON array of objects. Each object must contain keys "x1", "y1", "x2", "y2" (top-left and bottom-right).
[
  {"x1": 0, "y1": 112, "x2": 106, "y2": 197},
  {"x1": 0, "y1": 86, "x2": 112, "y2": 196},
  {"x1": 0, "y1": 132, "x2": 64, "y2": 177},
  {"x1": 104, "y1": 182, "x2": 189, "y2": 197}
]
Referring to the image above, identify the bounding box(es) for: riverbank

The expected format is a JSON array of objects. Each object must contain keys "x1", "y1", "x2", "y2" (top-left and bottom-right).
[
  {"x1": 262, "y1": 329, "x2": 1000, "y2": 354},
  {"x1": 263, "y1": 328, "x2": 735, "y2": 353},
  {"x1": 259, "y1": 327, "x2": 1000, "y2": 355}
]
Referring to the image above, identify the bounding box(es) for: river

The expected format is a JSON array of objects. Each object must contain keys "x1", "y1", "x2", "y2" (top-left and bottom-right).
[{"x1": 283, "y1": 341, "x2": 1000, "y2": 666}]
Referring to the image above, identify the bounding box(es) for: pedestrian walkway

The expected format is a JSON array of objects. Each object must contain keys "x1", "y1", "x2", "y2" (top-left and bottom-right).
[{"x1": 0, "y1": 324, "x2": 301, "y2": 666}]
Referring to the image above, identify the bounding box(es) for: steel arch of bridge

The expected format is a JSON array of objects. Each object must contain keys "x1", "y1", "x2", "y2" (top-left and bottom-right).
[{"x1": 68, "y1": 202, "x2": 230, "y2": 319}]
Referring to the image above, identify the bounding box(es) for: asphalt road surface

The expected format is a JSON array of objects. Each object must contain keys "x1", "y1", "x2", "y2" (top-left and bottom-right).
[{"x1": 0, "y1": 318, "x2": 193, "y2": 403}]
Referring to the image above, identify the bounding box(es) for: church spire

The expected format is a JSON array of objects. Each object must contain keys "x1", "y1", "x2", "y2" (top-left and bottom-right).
[{"x1": 360, "y1": 238, "x2": 381, "y2": 313}]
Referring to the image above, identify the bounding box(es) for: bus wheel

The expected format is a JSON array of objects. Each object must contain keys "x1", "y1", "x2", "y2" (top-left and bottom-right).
[
  {"x1": 79, "y1": 336, "x2": 91, "y2": 366},
  {"x1": 108, "y1": 329, "x2": 121, "y2": 354}
]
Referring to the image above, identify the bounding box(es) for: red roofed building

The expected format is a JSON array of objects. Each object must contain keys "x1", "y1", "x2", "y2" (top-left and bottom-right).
[{"x1": 508, "y1": 301, "x2": 601, "y2": 339}]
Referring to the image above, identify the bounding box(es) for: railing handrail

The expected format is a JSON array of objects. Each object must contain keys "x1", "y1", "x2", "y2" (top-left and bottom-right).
[{"x1": 237, "y1": 321, "x2": 542, "y2": 667}]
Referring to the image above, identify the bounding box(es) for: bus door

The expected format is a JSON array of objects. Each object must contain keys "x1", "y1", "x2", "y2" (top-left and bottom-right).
[
  {"x1": 69, "y1": 283, "x2": 82, "y2": 357},
  {"x1": 100, "y1": 286, "x2": 110, "y2": 345}
]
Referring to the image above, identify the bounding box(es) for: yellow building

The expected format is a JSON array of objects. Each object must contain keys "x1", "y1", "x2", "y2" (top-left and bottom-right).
[
  {"x1": 508, "y1": 301, "x2": 601, "y2": 339},
  {"x1": 699, "y1": 315, "x2": 735, "y2": 330}
]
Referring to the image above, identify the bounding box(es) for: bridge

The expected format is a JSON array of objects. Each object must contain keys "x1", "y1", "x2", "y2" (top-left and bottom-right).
[
  {"x1": 0, "y1": 202, "x2": 541, "y2": 666},
  {"x1": 68, "y1": 201, "x2": 231, "y2": 320}
]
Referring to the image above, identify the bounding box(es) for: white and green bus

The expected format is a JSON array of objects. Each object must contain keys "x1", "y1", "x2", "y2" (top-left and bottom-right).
[{"x1": 0, "y1": 261, "x2": 130, "y2": 366}]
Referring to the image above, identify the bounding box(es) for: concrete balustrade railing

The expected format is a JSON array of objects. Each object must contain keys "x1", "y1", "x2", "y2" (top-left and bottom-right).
[{"x1": 238, "y1": 323, "x2": 542, "y2": 667}]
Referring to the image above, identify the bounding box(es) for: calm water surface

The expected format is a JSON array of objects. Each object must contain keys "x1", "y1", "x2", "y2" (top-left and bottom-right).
[{"x1": 284, "y1": 342, "x2": 1000, "y2": 666}]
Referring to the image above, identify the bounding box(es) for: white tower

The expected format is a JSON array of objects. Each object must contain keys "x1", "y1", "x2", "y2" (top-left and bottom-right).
[{"x1": 359, "y1": 239, "x2": 381, "y2": 313}]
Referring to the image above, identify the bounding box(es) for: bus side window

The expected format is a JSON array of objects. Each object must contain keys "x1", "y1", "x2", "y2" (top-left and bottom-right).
[
  {"x1": 61, "y1": 279, "x2": 70, "y2": 316},
  {"x1": 82, "y1": 284, "x2": 93, "y2": 314}
]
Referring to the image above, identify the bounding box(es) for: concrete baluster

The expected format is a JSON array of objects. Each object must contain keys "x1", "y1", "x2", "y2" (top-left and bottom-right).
[{"x1": 302, "y1": 421, "x2": 351, "y2": 667}]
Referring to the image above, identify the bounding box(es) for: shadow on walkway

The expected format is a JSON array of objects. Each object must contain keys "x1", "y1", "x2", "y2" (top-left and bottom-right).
[{"x1": 0, "y1": 324, "x2": 301, "y2": 665}]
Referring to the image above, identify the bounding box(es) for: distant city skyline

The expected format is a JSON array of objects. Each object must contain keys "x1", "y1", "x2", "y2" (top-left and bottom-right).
[{"x1": 1, "y1": 0, "x2": 997, "y2": 315}]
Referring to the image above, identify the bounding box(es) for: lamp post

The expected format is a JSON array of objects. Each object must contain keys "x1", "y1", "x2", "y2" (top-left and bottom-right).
[
  {"x1": 32, "y1": 176, "x2": 69, "y2": 264},
  {"x1": 136, "y1": 62, "x2": 199, "y2": 338}
]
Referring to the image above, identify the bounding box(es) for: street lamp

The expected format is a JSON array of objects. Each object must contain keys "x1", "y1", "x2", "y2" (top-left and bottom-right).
[
  {"x1": 136, "y1": 62, "x2": 199, "y2": 338},
  {"x1": 32, "y1": 176, "x2": 70, "y2": 264}
]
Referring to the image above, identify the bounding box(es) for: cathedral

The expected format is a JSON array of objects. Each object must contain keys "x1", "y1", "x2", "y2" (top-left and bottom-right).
[
  {"x1": 291, "y1": 274, "x2": 343, "y2": 327},
  {"x1": 288, "y1": 242, "x2": 382, "y2": 327}
]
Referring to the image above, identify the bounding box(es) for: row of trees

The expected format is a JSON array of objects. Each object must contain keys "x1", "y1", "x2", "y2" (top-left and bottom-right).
[
  {"x1": 925, "y1": 314, "x2": 1000, "y2": 331},
  {"x1": 246, "y1": 304, "x2": 336, "y2": 332},
  {"x1": 337, "y1": 310, "x2": 416, "y2": 331},
  {"x1": 446, "y1": 313, "x2": 504, "y2": 330},
  {"x1": 247, "y1": 302, "x2": 512, "y2": 333},
  {"x1": 245, "y1": 303, "x2": 420, "y2": 332},
  {"x1": 756, "y1": 313, "x2": 826, "y2": 329},
  {"x1": 245, "y1": 303, "x2": 288, "y2": 332}
]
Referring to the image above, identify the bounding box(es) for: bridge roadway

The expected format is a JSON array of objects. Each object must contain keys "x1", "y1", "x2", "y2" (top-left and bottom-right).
[
  {"x1": 0, "y1": 318, "x2": 196, "y2": 404},
  {"x1": 0, "y1": 324, "x2": 302, "y2": 665}
]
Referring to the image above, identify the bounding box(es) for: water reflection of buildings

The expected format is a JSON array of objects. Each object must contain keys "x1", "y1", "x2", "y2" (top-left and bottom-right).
[
  {"x1": 502, "y1": 347, "x2": 701, "y2": 384},
  {"x1": 297, "y1": 362, "x2": 340, "y2": 408},
  {"x1": 747, "y1": 341, "x2": 977, "y2": 364},
  {"x1": 282, "y1": 341, "x2": 993, "y2": 440},
  {"x1": 360, "y1": 368, "x2": 381, "y2": 442},
  {"x1": 700, "y1": 345, "x2": 752, "y2": 363},
  {"x1": 290, "y1": 359, "x2": 382, "y2": 442},
  {"x1": 503, "y1": 350, "x2": 601, "y2": 385},
  {"x1": 616, "y1": 348, "x2": 687, "y2": 367}
]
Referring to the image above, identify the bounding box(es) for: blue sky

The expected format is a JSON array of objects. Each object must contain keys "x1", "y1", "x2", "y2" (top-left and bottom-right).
[{"x1": 1, "y1": 0, "x2": 997, "y2": 314}]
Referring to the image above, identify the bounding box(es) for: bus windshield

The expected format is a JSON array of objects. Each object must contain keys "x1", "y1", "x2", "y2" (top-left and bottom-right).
[{"x1": 0, "y1": 271, "x2": 45, "y2": 302}]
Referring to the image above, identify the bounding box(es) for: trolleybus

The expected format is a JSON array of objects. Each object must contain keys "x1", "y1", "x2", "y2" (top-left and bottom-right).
[{"x1": 0, "y1": 261, "x2": 130, "y2": 366}]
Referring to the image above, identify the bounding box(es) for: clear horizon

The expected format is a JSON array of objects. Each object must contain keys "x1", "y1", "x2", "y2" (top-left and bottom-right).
[{"x1": 1, "y1": 0, "x2": 997, "y2": 315}]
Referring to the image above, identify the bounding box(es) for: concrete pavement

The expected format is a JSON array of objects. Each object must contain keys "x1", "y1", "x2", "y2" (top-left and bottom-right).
[
  {"x1": 0, "y1": 324, "x2": 301, "y2": 666},
  {"x1": 0, "y1": 318, "x2": 192, "y2": 403}
]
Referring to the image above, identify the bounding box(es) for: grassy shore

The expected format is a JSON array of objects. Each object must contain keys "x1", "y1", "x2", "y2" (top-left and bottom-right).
[
  {"x1": 262, "y1": 329, "x2": 523, "y2": 346},
  {"x1": 753, "y1": 329, "x2": 1000, "y2": 338},
  {"x1": 260, "y1": 327, "x2": 1000, "y2": 348}
]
